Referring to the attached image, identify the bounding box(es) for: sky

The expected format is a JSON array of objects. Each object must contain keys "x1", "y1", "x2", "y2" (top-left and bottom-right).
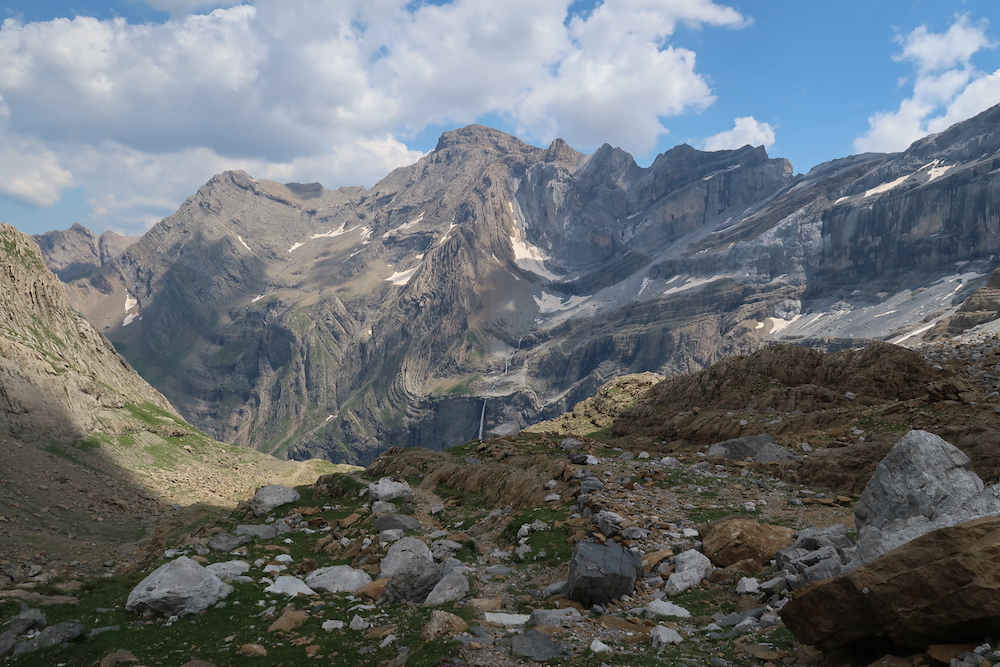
[{"x1": 1, "y1": 1, "x2": 1000, "y2": 236}]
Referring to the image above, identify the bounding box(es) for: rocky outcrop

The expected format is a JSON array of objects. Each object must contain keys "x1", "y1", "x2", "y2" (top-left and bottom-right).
[
  {"x1": 33, "y1": 222, "x2": 137, "y2": 282},
  {"x1": 782, "y1": 515, "x2": 1000, "y2": 652}
]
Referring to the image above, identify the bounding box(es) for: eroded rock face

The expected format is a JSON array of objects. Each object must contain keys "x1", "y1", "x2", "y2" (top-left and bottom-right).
[
  {"x1": 782, "y1": 515, "x2": 1000, "y2": 652},
  {"x1": 125, "y1": 556, "x2": 233, "y2": 617}
]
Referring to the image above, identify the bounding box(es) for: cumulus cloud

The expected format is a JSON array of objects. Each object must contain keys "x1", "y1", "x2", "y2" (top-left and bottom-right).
[
  {"x1": 0, "y1": 0, "x2": 746, "y2": 233},
  {"x1": 855, "y1": 14, "x2": 1000, "y2": 154},
  {"x1": 702, "y1": 116, "x2": 776, "y2": 151}
]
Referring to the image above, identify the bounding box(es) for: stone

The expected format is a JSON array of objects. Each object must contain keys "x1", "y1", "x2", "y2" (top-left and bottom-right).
[
  {"x1": 421, "y1": 610, "x2": 468, "y2": 641},
  {"x1": 373, "y1": 514, "x2": 421, "y2": 532},
  {"x1": 851, "y1": 430, "x2": 1000, "y2": 567},
  {"x1": 782, "y1": 515, "x2": 1000, "y2": 651},
  {"x1": 235, "y1": 524, "x2": 278, "y2": 539},
  {"x1": 706, "y1": 434, "x2": 801, "y2": 463},
  {"x1": 590, "y1": 638, "x2": 612, "y2": 653},
  {"x1": 511, "y1": 630, "x2": 572, "y2": 661},
  {"x1": 380, "y1": 537, "x2": 433, "y2": 578},
  {"x1": 370, "y1": 500, "x2": 397, "y2": 514},
  {"x1": 98, "y1": 649, "x2": 139, "y2": 667},
  {"x1": 646, "y1": 599, "x2": 691, "y2": 618},
  {"x1": 207, "y1": 532, "x2": 251, "y2": 552},
  {"x1": 7, "y1": 606, "x2": 46, "y2": 635},
  {"x1": 594, "y1": 511, "x2": 624, "y2": 537},
  {"x1": 701, "y1": 518, "x2": 795, "y2": 567},
  {"x1": 250, "y1": 485, "x2": 301, "y2": 517},
  {"x1": 736, "y1": 577, "x2": 760, "y2": 594},
  {"x1": 267, "y1": 605, "x2": 309, "y2": 632},
  {"x1": 384, "y1": 558, "x2": 442, "y2": 604},
  {"x1": 484, "y1": 612, "x2": 530, "y2": 626},
  {"x1": 236, "y1": 644, "x2": 267, "y2": 657},
  {"x1": 264, "y1": 576, "x2": 317, "y2": 597},
  {"x1": 11, "y1": 621, "x2": 84, "y2": 656},
  {"x1": 528, "y1": 607, "x2": 582, "y2": 627},
  {"x1": 649, "y1": 625, "x2": 683, "y2": 651},
  {"x1": 126, "y1": 556, "x2": 233, "y2": 617},
  {"x1": 566, "y1": 541, "x2": 643, "y2": 607},
  {"x1": 322, "y1": 620, "x2": 344, "y2": 631},
  {"x1": 354, "y1": 578, "x2": 389, "y2": 601},
  {"x1": 368, "y1": 478, "x2": 414, "y2": 504},
  {"x1": 305, "y1": 565, "x2": 372, "y2": 593},
  {"x1": 179, "y1": 661, "x2": 216, "y2": 667},
  {"x1": 665, "y1": 549, "x2": 713, "y2": 594},
  {"x1": 205, "y1": 560, "x2": 250, "y2": 580},
  {"x1": 423, "y1": 569, "x2": 469, "y2": 606},
  {"x1": 349, "y1": 615, "x2": 370, "y2": 631}
]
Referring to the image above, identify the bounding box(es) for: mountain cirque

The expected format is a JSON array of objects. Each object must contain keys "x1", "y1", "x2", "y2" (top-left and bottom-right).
[{"x1": 44, "y1": 102, "x2": 1000, "y2": 464}]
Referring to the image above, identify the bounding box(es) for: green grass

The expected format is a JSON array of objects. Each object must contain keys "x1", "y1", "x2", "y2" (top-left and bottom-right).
[{"x1": 444, "y1": 375, "x2": 482, "y2": 395}]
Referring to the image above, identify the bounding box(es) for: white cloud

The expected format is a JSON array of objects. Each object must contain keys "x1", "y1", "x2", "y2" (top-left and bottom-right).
[
  {"x1": 702, "y1": 116, "x2": 776, "y2": 151},
  {"x1": 0, "y1": 0, "x2": 747, "y2": 233},
  {"x1": 855, "y1": 14, "x2": 1000, "y2": 154}
]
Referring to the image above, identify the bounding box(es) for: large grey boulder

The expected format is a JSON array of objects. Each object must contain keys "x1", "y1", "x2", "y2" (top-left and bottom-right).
[
  {"x1": 380, "y1": 536, "x2": 443, "y2": 603},
  {"x1": 373, "y1": 514, "x2": 421, "y2": 532},
  {"x1": 851, "y1": 430, "x2": 1000, "y2": 566},
  {"x1": 264, "y1": 575, "x2": 317, "y2": 596},
  {"x1": 250, "y1": 485, "x2": 300, "y2": 517},
  {"x1": 707, "y1": 434, "x2": 801, "y2": 463},
  {"x1": 126, "y1": 556, "x2": 233, "y2": 617},
  {"x1": 368, "y1": 478, "x2": 414, "y2": 504},
  {"x1": 205, "y1": 560, "x2": 251, "y2": 580},
  {"x1": 422, "y1": 569, "x2": 469, "y2": 606},
  {"x1": 511, "y1": 630, "x2": 573, "y2": 661},
  {"x1": 207, "y1": 532, "x2": 251, "y2": 553},
  {"x1": 566, "y1": 541, "x2": 642, "y2": 607},
  {"x1": 305, "y1": 566, "x2": 372, "y2": 593},
  {"x1": 380, "y1": 537, "x2": 433, "y2": 578}
]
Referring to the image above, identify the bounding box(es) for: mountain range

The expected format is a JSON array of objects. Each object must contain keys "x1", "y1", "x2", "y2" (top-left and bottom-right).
[{"x1": 37, "y1": 103, "x2": 1000, "y2": 464}]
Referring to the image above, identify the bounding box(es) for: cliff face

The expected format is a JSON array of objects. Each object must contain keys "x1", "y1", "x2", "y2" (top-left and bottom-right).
[
  {"x1": 32, "y1": 222, "x2": 137, "y2": 283},
  {"x1": 49, "y1": 105, "x2": 1000, "y2": 464}
]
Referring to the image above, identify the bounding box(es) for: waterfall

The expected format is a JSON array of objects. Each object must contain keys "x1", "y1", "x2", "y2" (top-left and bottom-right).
[{"x1": 478, "y1": 398, "x2": 487, "y2": 440}]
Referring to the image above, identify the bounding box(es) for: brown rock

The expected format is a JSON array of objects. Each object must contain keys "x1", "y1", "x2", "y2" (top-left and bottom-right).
[
  {"x1": 865, "y1": 656, "x2": 912, "y2": 667},
  {"x1": 179, "y1": 661, "x2": 217, "y2": 667},
  {"x1": 782, "y1": 515, "x2": 1000, "y2": 651},
  {"x1": 701, "y1": 518, "x2": 794, "y2": 567},
  {"x1": 237, "y1": 644, "x2": 268, "y2": 657},
  {"x1": 99, "y1": 650, "x2": 139, "y2": 667},
  {"x1": 354, "y1": 578, "x2": 388, "y2": 601},
  {"x1": 421, "y1": 610, "x2": 468, "y2": 641},
  {"x1": 339, "y1": 513, "x2": 362, "y2": 528},
  {"x1": 926, "y1": 645, "x2": 977, "y2": 663},
  {"x1": 470, "y1": 597, "x2": 503, "y2": 612},
  {"x1": 268, "y1": 606, "x2": 310, "y2": 633}
]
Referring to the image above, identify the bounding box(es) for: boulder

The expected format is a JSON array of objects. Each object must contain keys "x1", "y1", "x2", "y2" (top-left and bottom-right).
[
  {"x1": 250, "y1": 485, "x2": 300, "y2": 517},
  {"x1": 421, "y1": 610, "x2": 468, "y2": 641},
  {"x1": 782, "y1": 515, "x2": 1000, "y2": 652},
  {"x1": 206, "y1": 532, "x2": 251, "y2": 553},
  {"x1": 380, "y1": 537, "x2": 433, "y2": 578},
  {"x1": 367, "y1": 478, "x2": 414, "y2": 504},
  {"x1": 11, "y1": 621, "x2": 84, "y2": 656},
  {"x1": 706, "y1": 434, "x2": 801, "y2": 463},
  {"x1": 126, "y1": 557, "x2": 233, "y2": 617},
  {"x1": 205, "y1": 560, "x2": 251, "y2": 580},
  {"x1": 373, "y1": 514, "x2": 421, "y2": 532},
  {"x1": 305, "y1": 565, "x2": 372, "y2": 593},
  {"x1": 264, "y1": 576, "x2": 316, "y2": 597},
  {"x1": 701, "y1": 518, "x2": 795, "y2": 567},
  {"x1": 566, "y1": 541, "x2": 642, "y2": 607},
  {"x1": 511, "y1": 630, "x2": 573, "y2": 661},
  {"x1": 646, "y1": 600, "x2": 691, "y2": 619},
  {"x1": 528, "y1": 607, "x2": 583, "y2": 627},
  {"x1": 235, "y1": 524, "x2": 278, "y2": 539},
  {"x1": 649, "y1": 625, "x2": 683, "y2": 651},
  {"x1": 422, "y1": 569, "x2": 469, "y2": 606},
  {"x1": 851, "y1": 430, "x2": 1000, "y2": 567},
  {"x1": 664, "y1": 549, "x2": 713, "y2": 594}
]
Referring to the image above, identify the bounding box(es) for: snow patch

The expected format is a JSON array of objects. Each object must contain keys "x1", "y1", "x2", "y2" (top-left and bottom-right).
[
  {"x1": 312, "y1": 222, "x2": 350, "y2": 239},
  {"x1": 237, "y1": 235, "x2": 251, "y2": 251},
  {"x1": 891, "y1": 322, "x2": 938, "y2": 345},
  {"x1": 924, "y1": 161, "x2": 954, "y2": 181},
  {"x1": 766, "y1": 315, "x2": 801, "y2": 333},
  {"x1": 533, "y1": 291, "x2": 588, "y2": 314},
  {"x1": 386, "y1": 266, "x2": 419, "y2": 286},
  {"x1": 288, "y1": 242, "x2": 305, "y2": 253},
  {"x1": 251, "y1": 294, "x2": 266, "y2": 304},
  {"x1": 123, "y1": 292, "x2": 140, "y2": 327},
  {"x1": 510, "y1": 229, "x2": 560, "y2": 280},
  {"x1": 124, "y1": 294, "x2": 138, "y2": 313},
  {"x1": 864, "y1": 174, "x2": 910, "y2": 198},
  {"x1": 662, "y1": 275, "x2": 726, "y2": 296},
  {"x1": 872, "y1": 310, "x2": 898, "y2": 318}
]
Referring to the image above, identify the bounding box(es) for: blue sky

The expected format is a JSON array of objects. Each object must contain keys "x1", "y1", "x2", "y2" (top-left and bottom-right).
[{"x1": 1, "y1": 1, "x2": 1000, "y2": 236}]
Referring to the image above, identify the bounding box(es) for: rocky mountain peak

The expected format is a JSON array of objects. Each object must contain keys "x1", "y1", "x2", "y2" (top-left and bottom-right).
[{"x1": 433, "y1": 124, "x2": 536, "y2": 155}]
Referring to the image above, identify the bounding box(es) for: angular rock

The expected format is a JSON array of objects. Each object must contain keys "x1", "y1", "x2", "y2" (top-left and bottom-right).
[
  {"x1": 706, "y1": 434, "x2": 801, "y2": 463},
  {"x1": 421, "y1": 610, "x2": 468, "y2": 641},
  {"x1": 702, "y1": 517, "x2": 795, "y2": 567},
  {"x1": 665, "y1": 549, "x2": 713, "y2": 594},
  {"x1": 235, "y1": 524, "x2": 278, "y2": 539},
  {"x1": 373, "y1": 514, "x2": 421, "y2": 532},
  {"x1": 423, "y1": 569, "x2": 469, "y2": 606},
  {"x1": 511, "y1": 630, "x2": 572, "y2": 661},
  {"x1": 649, "y1": 625, "x2": 683, "y2": 651},
  {"x1": 566, "y1": 541, "x2": 642, "y2": 607},
  {"x1": 250, "y1": 485, "x2": 301, "y2": 517},
  {"x1": 367, "y1": 478, "x2": 414, "y2": 504},
  {"x1": 851, "y1": 430, "x2": 1000, "y2": 567},
  {"x1": 384, "y1": 557, "x2": 442, "y2": 604},
  {"x1": 782, "y1": 515, "x2": 1000, "y2": 652},
  {"x1": 305, "y1": 565, "x2": 372, "y2": 593},
  {"x1": 267, "y1": 606, "x2": 309, "y2": 633},
  {"x1": 7, "y1": 606, "x2": 46, "y2": 635},
  {"x1": 646, "y1": 599, "x2": 691, "y2": 618},
  {"x1": 205, "y1": 560, "x2": 251, "y2": 580},
  {"x1": 380, "y1": 536, "x2": 433, "y2": 578},
  {"x1": 11, "y1": 621, "x2": 84, "y2": 656},
  {"x1": 528, "y1": 607, "x2": 583, "y2": 627},
  {"x1": 126, "y1": 556, "x2": 233, "y2": 617},
  {"x1": 264, "y1": 576, "x2": 317, "y2": 597},
  {"x1": 206, "y1": 532, "x2": 250, "y2": 553}
]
